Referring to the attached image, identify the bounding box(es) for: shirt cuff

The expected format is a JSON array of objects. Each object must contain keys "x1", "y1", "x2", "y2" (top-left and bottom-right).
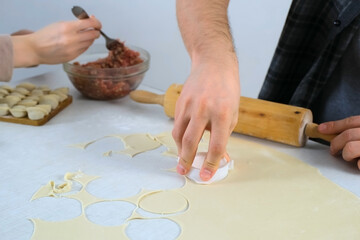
[{"x1": 0, "y1": 35, "x2": 13, "y2": 82}]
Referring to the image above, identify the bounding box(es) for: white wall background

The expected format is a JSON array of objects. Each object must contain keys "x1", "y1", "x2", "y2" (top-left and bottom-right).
[{"x1": 0, "y1": 0, "x2": 291, "y2": 98}]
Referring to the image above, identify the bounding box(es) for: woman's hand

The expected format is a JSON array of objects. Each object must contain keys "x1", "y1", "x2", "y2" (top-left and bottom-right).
[
  {"x1": 12, "y1": 16, "x2": 101, "y2": 67},
  {"x1": 318, "y1": 116, "x2": 360, "y2": 169}
]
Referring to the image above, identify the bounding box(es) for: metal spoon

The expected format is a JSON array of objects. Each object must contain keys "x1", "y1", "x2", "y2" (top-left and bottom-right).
[{"x1": 71, "y1": 6, "x2": 124, "y2": 51}]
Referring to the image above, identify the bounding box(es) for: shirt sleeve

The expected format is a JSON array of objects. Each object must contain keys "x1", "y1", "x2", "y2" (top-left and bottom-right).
[{"x1": 0, "y1": 35, "x2": 13, "y2": 82}]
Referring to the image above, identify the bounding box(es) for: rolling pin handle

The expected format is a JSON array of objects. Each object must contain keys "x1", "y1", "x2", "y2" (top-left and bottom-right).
[
  {"x1": 305, "y1": 123, "x2": 337, "y2": 143},
  {"x1": 129, "y1": 90, "x2": 165, "y2": 106}
]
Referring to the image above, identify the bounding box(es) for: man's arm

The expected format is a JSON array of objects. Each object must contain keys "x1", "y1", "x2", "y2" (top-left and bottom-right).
[{"x1": 174, "y1": 0, "x2": 240, "y2": 181}]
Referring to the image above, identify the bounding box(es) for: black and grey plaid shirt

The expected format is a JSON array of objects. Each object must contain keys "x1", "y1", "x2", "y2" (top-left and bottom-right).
[{"x1": 258, "y1": 0, "x2": 360, "y2": 108}]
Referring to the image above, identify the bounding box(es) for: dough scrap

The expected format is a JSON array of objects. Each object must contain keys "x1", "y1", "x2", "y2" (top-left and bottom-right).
[
  {"x1": 70, "y1": 134, "x2": 162, "y2": 157},
  {"x1": 116, "y1": 133, "x2": 161, "y2": 157},
  {"x1": 31, "y1": 180, "x2": 72, "y2": 200}
]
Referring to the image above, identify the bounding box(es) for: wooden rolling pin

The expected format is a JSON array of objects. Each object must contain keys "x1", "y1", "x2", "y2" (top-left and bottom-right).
[{"x1": 130, "y1": 84, "x2": 336, "y2": 147}]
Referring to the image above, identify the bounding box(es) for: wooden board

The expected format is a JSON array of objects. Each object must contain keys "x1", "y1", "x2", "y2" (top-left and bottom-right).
[{"x1": 0, "y1": 96, "x2": 73, "y2": 126}]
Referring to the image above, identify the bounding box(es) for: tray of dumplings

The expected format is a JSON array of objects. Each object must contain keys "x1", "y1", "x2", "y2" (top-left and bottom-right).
[{"x1": 0, "y1": 82, "x2": 72, "y2": 126}]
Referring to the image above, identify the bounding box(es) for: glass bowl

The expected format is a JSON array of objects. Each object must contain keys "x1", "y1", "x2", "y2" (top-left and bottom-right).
[{"x1": 63, "y1": 44, "x2": 150, "y2": 100}]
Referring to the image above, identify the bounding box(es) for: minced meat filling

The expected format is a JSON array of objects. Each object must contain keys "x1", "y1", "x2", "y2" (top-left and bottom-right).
[{"x1": 75, "y1": 42, "x2": 143, "y2": 68}]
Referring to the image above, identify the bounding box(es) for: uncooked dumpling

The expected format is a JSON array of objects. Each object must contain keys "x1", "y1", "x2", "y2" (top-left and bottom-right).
[
  {"x1": 9, "y1": 92, "x2": 25, "y2": 99},
  {"x1": 31, "y1": 89, "x2": 44, "y2": 96},
  {"x1": 51, "y1": 92, "x2": 67, "y2": 101},
  {"x1": 18, "y1": 99, "x2": 38, "y2": 107},
  {"x1": 0, "y1": 85, "x2": 12, "y2": 92},
  {"x1": 0, "y1": 103, "x2": 9, "y2": 116},
  {"x1": 0, "y1": 88, "x2": 8, "y2": 95},
  {"x1": 38, "y1": 86, "x2": 51, "y2": 94},
  {"x1": 13, "y1": 87, "x2": 30, "y2": 95},
  {"x1": 36, "y1": 104, "x2": 52, "y2": 114},
  {"x1": 17, "y1": 82, "x2": 36, "y2": 91},
  {"x1": 2, "y1": 95, "x2": 21, "y2": 107},
  {"x1": 39, "y1": 95, "x2": 59, "y2": 110},
  {"x1": 25, "y1": 96, "x2": 40, "y2": 102},
  {"x1": 52, "y1": 87, "x2": 69, "y2": 95},
  {"x1": 26, "y1": 107, "x2": 47, "y2": 120},
  {"x1": 9, "y1": 105, "x2": 27, "y2": 118}
]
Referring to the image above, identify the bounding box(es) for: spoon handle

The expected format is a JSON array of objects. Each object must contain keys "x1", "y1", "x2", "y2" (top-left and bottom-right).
[{"x1": 71, "y1": 6, "x2": 108, "y2": 39}]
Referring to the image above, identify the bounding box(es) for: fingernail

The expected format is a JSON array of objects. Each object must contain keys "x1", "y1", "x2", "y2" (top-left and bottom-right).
[
  {"x1": 177, "y1": 164, "x2": 187, "y2": 175},
  {"x1": 200, "y1": 169, "x2": 212, "y2": 181},
  {"x1": 318, "y1": 124, "x2": 327, "y2": 131}
]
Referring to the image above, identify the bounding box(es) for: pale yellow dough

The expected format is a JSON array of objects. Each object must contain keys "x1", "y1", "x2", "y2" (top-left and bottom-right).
[
  {"x1": 31, "y1": 133, "x2": 360, "y2": 240},
  {"x1": 169, "y1": 136, "x2": 360, "y2": 239}
]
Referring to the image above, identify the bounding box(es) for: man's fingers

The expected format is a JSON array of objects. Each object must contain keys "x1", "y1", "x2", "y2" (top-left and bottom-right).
[
  {"x1": 342, "y1": 141, "x2": 360, "y2": 162},
  {"x1": 200, "y1": 123, "x2": 229, "y2": 181},
  {"x1": 319, "y1": 116, "x2": 360, "y2": 134},
  {"x1": 330, "y1": 128, "x2": 360, "y2": 154},
  {"x1": 172, "y1": 107, "x2": 190, "y2": 158},
  {"x1": 177, "y1": 118, "x2": 206, "y2": 175}
]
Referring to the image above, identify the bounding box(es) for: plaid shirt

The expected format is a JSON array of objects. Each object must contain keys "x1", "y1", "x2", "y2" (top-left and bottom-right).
[{"x1": 258, "y1": 0, "x2": 360, "y2": 108}]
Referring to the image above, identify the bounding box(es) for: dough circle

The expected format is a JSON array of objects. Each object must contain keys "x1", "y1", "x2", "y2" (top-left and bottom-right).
[
  {"x1": 139, "y1": 191, "x2": 188, "y2": 214},
  {"x1": 180, "y1": 152, "x2": 234, "y2": 184}
]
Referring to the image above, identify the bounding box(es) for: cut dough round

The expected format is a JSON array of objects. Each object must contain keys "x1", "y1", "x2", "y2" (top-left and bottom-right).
[
  {"x1": 179, "y1": 152, "x2": 234, "y2": 185},
  {"x1": 139, "y1": 190, "x2": 188, "y2": 214}
]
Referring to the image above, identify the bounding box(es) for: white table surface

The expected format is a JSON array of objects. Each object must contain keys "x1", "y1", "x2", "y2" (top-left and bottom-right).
[{"x1": 1, "y1": 70, "x2": 360, "y2": 240}]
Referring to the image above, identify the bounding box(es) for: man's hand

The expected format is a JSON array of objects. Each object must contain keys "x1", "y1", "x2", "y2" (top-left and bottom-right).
[
  {"x1": 318, "y1": 116, "x2": 360, "y2": 169},
  {"x1": 173, "y1": 60, "x2": 239, "y2": 180}
]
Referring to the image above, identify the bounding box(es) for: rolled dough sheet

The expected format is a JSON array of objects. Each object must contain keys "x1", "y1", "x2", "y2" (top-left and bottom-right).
[
  {"x1": 168, "y1": 136, "x2": 360, "y2": 239},
  {"x1": 30, "y1": 133, "x2": 360, "y2": 239}
]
